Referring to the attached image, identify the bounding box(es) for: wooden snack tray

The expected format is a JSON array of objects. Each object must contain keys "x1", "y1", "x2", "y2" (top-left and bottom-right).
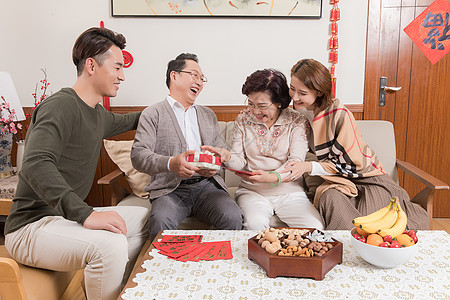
[{"x1": 248, "y1": 228, "x2": 343, "y2": 280}]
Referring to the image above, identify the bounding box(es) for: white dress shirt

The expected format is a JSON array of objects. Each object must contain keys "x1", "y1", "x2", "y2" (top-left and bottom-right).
[{"x1": 166, "y1": 96, "x2": 202, "y2": 170}]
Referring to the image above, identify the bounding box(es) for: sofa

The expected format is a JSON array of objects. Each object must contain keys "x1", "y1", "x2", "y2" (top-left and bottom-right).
[
  {"x1": 1, "y1": 198, "x2": 85, "y2": 300},
  {"x1": 100, "y1": 120, "x2": 446, "y2": 229}
]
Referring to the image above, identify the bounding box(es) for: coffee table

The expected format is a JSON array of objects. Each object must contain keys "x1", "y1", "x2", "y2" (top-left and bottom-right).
[{"x1": 120, "y1": 230, "x2": 450, "y2": 299}]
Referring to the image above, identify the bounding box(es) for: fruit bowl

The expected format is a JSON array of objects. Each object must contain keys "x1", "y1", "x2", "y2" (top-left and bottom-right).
[{"x1": 350, "y1": 228, "x2": 418, "y2": 268}]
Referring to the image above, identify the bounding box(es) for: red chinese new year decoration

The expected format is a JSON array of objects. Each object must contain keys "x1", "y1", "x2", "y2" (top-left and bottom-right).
[
  {"x1": 403, "y1": 0, "x2": 450, "y2": 65},
  {"x1": 329, "y1": 0, "x2": 340, "y2": 98},
  {"x1": 99, "y1": 21, "x2": 135, "y2": 110},
  {"x1": 122, "y1": 50, "x2": 134, "y2": 68}
]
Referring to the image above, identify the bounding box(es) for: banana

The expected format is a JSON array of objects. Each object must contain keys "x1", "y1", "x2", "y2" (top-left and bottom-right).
[
  {"x1": 352, "y1": 198, "x2": 395, "y2": 227},
  {"x1": 378, "y1": 202, "x2": 407, "y2": 238},
  {"x1": 359, "y1": 204, "x2": 399, "y2": 233}
]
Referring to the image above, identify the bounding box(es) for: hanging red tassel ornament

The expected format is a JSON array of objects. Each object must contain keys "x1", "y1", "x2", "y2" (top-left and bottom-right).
[
  {"x1": 332, "y1": 77, "x2": 337, "y2": 99},
  {"x1": 98, "y1": 20, "x2": 134, "y2": 111},
  {"x1": 329, "y1": 50, "x2": 335, "y2": 63},
  {"x1": 330, "y1": 64, "x2": 335, "y2": 76},
  {"x1": 103, "y1": 96, "x2": 111, "y2": 111},
  {"x1": 333, "y1": 36, "x2": 339, "y2": 49},
  {"x1": 334, "y1": 7, "x2": 340, "y2": 21},
  {"x1": 332, "y1": 22, "x2": 338, "y2": 35},
  {"x1": 329, "y1": 2, "x2": 339, "y2": 98}
]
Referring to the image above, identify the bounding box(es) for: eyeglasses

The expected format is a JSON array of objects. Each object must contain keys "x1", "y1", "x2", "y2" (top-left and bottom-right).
[
  {"x1": 246, "y1": 98, "x2": 273, "y2": 112},
  {"x1": 177, "y1": 70, "x2": 208, "y2": 83}
]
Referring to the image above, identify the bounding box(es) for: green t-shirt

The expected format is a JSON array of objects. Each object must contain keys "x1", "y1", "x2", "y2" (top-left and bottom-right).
[{"x1": 5, "y1": 88, "x2": 140, "y2": 234}]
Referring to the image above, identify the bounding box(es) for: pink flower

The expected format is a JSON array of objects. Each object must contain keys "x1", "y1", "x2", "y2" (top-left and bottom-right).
[
  {"x1": 33, "y1": 68, "x2": 51, "y2": 108},
  {"x1": 1, "y1": 96, "x2": 23, "y2": 140}
]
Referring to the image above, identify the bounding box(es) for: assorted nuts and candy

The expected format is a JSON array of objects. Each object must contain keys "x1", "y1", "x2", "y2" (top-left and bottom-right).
[{"x1": 255, "y1": 228, "x2": 335, "y2": 257}]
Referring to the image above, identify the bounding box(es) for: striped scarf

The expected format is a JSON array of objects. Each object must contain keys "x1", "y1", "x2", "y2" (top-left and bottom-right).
[{"x1": 312, "y1": 99, "x2": 385, "y2": 207}]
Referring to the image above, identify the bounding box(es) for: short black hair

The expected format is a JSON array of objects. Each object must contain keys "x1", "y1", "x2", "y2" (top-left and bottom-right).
[
  {"x1": 242, "y1": 69, "x2": 291, "y2": 109},
  {"x1": 72, "y1": 27, "x2": 126, "y2": 76},
  {"x1": 165, "y1": 53, "x2": 199, "y2": 88}
]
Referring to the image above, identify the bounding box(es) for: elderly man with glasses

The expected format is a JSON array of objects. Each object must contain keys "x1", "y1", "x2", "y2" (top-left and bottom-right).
[{"x1": 131, "y1": 53, "x2": 243, "y2": 241}]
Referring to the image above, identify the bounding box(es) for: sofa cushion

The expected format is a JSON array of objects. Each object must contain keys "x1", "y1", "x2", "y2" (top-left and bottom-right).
[
  {"x1": 103, "y1": 140, "x2": 150, "y2": 198},
  {"x1": 355, "y1": 120, "x2": 398, "y2": 182}
]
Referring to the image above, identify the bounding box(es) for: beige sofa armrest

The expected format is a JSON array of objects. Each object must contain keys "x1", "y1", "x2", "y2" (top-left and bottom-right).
[
  {"x1": 0, "y1": 257, "x2": 27, "y2": 299},
  {"x1": 0, "y1": 198, "x2": 13, "y2": 216}
]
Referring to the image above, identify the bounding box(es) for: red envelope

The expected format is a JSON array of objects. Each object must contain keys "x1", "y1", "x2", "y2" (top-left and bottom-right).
[
  {"x1": 201, "y1": 242, "x2": 223, "y2": 260},
  {"x1": 172, "y1": 244, "x2": 208, "y2": 262},
  {"x1": 152, "y1": 242, "x2": 181, "y2": 251},
  {"x1": 160, "y1": 235, "x2": 203, "y2": 243},
  {"x1": 191, "y1": 244, "x2": 213, "y2": 262},
  {"x1": 160, "y1": 243, "x2": 200, "y2": 258},
  {"x1": 215, "y1": 241, "x2": 233, "y2": 260}
]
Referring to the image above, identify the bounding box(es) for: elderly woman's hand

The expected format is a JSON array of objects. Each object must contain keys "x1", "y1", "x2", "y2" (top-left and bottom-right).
[
  {"x1": 238, "y1": 169, "x2": 278, "y2": 184},
  {"x1": 280, "y1": 161, "x2": 312, "y2": 182},
  {"x1": 200, "y1": 145, "x2": 231, "y2": 162}
]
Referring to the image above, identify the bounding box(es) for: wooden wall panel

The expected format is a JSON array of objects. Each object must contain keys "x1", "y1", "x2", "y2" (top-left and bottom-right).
[
  {"x1": 403, "y1": 6, "x2": 450, "y2": 217},
  {"x1": 365, "y1": 0, "x2": 449, "y2": 217}
]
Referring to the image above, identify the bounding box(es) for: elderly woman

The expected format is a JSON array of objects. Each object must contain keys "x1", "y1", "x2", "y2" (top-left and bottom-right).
[{"x1": 206, "y1": 69, "x2": 324, "y2": 231}]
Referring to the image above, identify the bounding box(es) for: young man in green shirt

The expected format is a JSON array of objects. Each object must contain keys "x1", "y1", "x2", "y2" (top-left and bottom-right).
[{"x1": 5, "y1": 27, "x2": 149, "y2": 300}]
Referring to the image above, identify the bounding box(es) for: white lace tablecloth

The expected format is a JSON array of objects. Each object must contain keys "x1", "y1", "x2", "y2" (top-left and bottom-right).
[{"x1": 122, "y1": 230, "x2": 450, "y2": 300}]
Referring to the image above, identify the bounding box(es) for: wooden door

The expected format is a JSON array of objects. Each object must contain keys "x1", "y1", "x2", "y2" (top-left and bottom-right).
[{"x1": 364, "y1": 0, "x2": 449, "y2": 217}]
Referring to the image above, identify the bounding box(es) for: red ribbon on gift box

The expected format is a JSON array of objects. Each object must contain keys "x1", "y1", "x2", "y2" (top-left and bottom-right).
[{"x1": 186, "y1": 153, "x2": 222, "y2": 166}]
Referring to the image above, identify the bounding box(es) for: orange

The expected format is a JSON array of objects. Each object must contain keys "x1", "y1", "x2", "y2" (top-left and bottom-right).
[
  {"x1": 366, "y1": 233, "x2": 384, "y2": 246},
  {"x1": 356, "y1": 227, "x2": 370, "y2": 237},
  {"x1": 395, "y1": 234, "x2": 415, "y2": 247}
]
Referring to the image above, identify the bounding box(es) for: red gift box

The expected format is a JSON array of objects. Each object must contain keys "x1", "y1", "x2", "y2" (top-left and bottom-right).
[{"x1": 186, "y1": 151, "x2": 222, "y2": 170}]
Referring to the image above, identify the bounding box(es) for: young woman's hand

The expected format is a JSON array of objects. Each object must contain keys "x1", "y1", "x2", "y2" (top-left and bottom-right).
[{"x1": 280, "y1": 161, "x2": 312, "y2": 182}]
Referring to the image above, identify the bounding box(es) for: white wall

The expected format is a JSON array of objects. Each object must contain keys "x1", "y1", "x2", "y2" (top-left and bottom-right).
[{"x1": 0, "y1": 0, "x2": 367, "y2": 107}]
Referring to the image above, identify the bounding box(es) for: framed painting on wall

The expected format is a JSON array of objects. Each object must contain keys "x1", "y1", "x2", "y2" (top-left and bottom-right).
[{"x1": 111, "y1": 0, "x2": 322, "y2": 18}]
